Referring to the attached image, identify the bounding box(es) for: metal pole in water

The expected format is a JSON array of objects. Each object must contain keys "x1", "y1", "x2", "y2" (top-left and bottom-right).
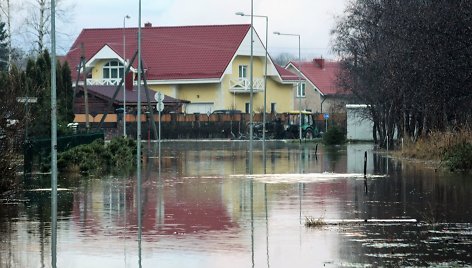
[
  {"x1": 248, "y1": 0, "x2": 254, "y2": 175},
  {"x1": 50, "y1": 0, "x2": 58, "y2": 266},
  {"x1": 386, "y1": 135, "x2": 389, "y2": 174},
  {"x1": 363, "y1": 151, "x2": 367, "y2": 178},
  {"x1": 137, "y1": 1, "x2": 143, "y2": 267}
]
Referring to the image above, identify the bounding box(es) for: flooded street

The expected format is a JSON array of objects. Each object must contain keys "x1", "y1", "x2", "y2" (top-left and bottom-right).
[{"x1": 1, "y1": 141, "x2": 472, "y2": 267}]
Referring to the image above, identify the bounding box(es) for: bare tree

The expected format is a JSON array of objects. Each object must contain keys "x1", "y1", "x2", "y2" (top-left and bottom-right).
[
  {"x1": 24, "y1": 0, "x2": 74, "y2": 53},
  {"x1": 0, "y1": 0, "x2": 11, "y2": 69},
  {"x1": 273, "y1": 52, "x2": 296, "y2": 67},
  {"x1": 332, "y1": 0, "x2": 472, "y2": 148}
]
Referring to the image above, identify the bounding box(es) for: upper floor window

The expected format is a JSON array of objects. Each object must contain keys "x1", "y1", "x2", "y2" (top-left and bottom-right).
[
  {"x1": 297, "y1": 82, "x2": 306, "y2": 98},
  {"x1": 239, "y1": 65, "x2": 248, "y2": 79},
  {"x1": 103, "y1": 60, "x2": 124, "y2": 79}
]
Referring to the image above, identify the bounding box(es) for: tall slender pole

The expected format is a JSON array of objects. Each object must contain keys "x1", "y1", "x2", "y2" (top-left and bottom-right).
[
  {"x1": 50, "y1": 0, "x2": 58, "y2": 267},
  {"x1": 298, "y1": 35, "x2": 302, "y2": 143},
  {"x1": 235, "y1": 11, "x2": 269, "y2": 171},
  {"x1": 249, "y1": 0, "x2": 254, "y2": 174},
  {"x1": 123, "y1": 16, "x2": 129, "y2": 137},
  {"x1": 262, "y1": 16, "x2": 268, "y2": 172},
  {"x1": 136, "y1": 0, "x2": 143, "y2": 263}
]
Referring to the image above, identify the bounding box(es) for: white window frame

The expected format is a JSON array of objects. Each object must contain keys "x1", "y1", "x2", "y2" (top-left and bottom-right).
[
  {"x1": 238, "y1": 65, "x2": 248, "y2": 79},
  {"x1": 103, "y1": 60, "x2": 124, "y2": 79},
  {"x1": 297, "y1": 82, "x2": 306, "y2": 98}
]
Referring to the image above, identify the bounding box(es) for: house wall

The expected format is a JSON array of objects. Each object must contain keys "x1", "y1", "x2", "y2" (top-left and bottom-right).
[
  {"x1": 285, "y1": 65, "x2": 348, "y2": 114},
  {"x1": 178, "y1": 83, "x2": 219, "y2": 113},
  {"x1": 87, "y1": 56, "x2": 294, "y2": 114},
  {"x1": 147, "y1": 84, "x2": 177, "y2": 97},
  {"x1": 220, "y1": 55, "x2": 294, "y2": 113},
  {"x1": 91, "y1": 59, "x2": 108, "y2": 79},
  {"x1": 322, "y1": 96, "x2": 349, "y2": 114}
]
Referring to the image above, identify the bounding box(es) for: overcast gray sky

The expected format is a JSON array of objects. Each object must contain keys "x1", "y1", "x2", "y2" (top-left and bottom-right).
[{"x1": 61, "y1": 0, "x2": 347, "y2": 58}]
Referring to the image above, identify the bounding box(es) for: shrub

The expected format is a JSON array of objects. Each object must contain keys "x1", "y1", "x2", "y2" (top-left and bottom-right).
[
  {"x1": 442, "y1": 142, "x2": 472, "y2": 172},
  {"x1": 58, "y1": 137, "x2": 137, "y2": 174},
  {"x1": 323, "y1": 126, "x2": 345, "y2": 145}
]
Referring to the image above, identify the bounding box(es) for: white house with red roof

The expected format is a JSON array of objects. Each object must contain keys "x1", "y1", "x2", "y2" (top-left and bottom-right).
[
  {"x1": 65, "y1": 23, "x2": 298, "y2": 115},
  {"x1": 285, "y1": 58, "x2": 351, "y2": 114}
]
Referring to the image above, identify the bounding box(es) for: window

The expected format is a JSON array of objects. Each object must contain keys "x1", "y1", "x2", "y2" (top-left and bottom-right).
[
  {"x1": 239, "y1": 65, "x2": 248, "y2": 79},
  {"x1": 103, "y1": 60, "x2": 124, "y2": 79},
  {"x1": 245, "y1": 102, "x2": 250, "y2": 113},
  {"x1": 297, "y1": 82, "x2": 306, "y2": 98},
  {"x1": 271, "y1": 102, "x2": 276, "y2": 114}
]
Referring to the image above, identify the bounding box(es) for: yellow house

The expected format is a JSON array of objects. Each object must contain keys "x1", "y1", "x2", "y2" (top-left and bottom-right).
[{"x1": 66, "y1": 23, "x2": 298, "y2": 114}]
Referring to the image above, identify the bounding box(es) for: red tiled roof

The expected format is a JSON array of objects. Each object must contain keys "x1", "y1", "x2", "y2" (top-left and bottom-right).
[
  {"x1": 275, "y1": 64, "x2": 300, "y2": 81},
  {"x1": 66, "y1": 24, "x2": 251, "y2": 81},
  {"x1": 290, "y1": 59, "x2": 347, "y2": 96}
]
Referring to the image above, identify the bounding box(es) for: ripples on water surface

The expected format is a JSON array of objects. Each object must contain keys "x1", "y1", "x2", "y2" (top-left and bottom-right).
[{"x1": 1, "y1": 142, "x2": 471, "y2": 267}]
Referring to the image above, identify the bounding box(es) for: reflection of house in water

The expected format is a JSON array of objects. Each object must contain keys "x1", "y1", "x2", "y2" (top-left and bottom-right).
[{"x1": 71, "y1": 177, "x2": 238, "y2": 240}]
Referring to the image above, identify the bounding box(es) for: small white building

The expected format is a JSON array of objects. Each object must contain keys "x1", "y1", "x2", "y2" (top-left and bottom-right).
[{"x1": 346, "y1": 104, "x2": 373, "y2": 141}]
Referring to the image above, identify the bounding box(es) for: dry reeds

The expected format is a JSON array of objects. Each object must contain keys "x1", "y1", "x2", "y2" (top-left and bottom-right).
[
  {"x1": 304, "y1": 216, "x2": 326, "y2": 228},
  {"x1": 400, "y1": 129, "x2": 472, "y2": 161}
]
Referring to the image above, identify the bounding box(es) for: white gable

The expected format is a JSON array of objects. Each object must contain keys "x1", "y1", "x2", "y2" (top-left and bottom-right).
[
  {"x1": 85, "y1": 45, "x2": 136, "y2": 73},
  {"x1": 224, "y1": 28, "x2": 279, "y2": 77}
]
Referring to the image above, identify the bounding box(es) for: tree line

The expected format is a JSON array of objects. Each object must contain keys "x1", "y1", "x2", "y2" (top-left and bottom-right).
[
  {"x1": 0, "y1": 49, "x2": 73, "y2": 183},
  {"x1": 332, "y1": 0, "x2": 472, "y2": 148}
]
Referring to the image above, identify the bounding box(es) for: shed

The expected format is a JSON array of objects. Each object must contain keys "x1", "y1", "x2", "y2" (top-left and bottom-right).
[{"x1": 346, "y1": 104, "x2": 373, "y2": 141}]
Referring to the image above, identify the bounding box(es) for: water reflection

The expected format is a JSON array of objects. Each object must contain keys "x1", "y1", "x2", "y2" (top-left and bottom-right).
[{"x1": 1, "y1": 142, "x2": 471, "y2": 267}]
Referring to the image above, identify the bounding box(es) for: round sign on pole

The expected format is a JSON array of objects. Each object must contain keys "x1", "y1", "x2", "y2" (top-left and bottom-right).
[
  {"x1": 323, "y1": 113, "x2": 330, "y2": 120},
  {"x1": 154, "y1": 92, "x2": 164, "y2": 102},
  {"x1": 156, "y1": 101, "x2": 164, "y2": 112}
]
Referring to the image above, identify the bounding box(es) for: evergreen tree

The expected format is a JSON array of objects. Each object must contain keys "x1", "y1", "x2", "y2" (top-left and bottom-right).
[{"x1": 0, "y1": 19, "x2": 8, "y2": 71}]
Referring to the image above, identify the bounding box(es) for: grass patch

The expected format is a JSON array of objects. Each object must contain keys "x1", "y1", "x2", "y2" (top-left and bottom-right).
[{"x1": 304, "y1": 216, "x2": 327, "y2": 228}]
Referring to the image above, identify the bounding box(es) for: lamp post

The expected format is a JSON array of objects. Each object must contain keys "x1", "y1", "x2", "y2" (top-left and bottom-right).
[
  {"x1": 50, "y1": 0, "x2": 58, "y2": 266},
  {"x1": 249, "y1": 0, "x2": 254, "y2": 173},
  {"x1": 235, "y1": 11, "x2": 269, "y2": 147},
  {"x1": 123, "y1": 15, "x2": 130, "y2": 137},
  {"x1": 273, "y1": 31, "x2": 302, "y2": 143}
]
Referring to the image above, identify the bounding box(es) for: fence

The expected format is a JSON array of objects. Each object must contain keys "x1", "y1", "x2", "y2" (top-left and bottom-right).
[{"x1": 75, "y1": 112, "x2": 347, "y2": 139}]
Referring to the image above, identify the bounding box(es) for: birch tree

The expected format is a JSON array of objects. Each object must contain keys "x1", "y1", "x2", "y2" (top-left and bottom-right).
[
  {"x1": 0, "y1": 0, "x2": 11, "y2": 69},
  {"x1": 24, "y1": 0, "x2": 73, "y2": 53}
]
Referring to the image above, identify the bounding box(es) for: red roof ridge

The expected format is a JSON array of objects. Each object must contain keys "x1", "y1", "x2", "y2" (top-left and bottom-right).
[{"x1": 80, "y1": 23, "x2": 251, "y2": 32}]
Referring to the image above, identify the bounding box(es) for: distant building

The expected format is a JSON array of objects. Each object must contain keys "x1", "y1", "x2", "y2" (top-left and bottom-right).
[
  {"x1": 285, "y1": 58, "x2": 351, "y2": 114},
  {"x1": 346, "y1": 104, "x2": 373, "y2": 141}
]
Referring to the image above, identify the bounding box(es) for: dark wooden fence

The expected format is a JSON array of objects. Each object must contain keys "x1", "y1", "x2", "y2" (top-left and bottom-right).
[{"x1": 87, "y1": 112, "x2": 347, "y2": 140}]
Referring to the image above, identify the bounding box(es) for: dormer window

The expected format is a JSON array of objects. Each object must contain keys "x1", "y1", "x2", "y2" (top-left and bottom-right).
[{"x1": 103, "y1": 60, "x2": 124, "y2": 79}]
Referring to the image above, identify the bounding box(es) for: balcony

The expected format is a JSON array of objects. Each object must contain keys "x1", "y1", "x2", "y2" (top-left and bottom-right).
[
  {"x1": 229, "y1": 78, "x2": 264, "y2": 93},
  {"x1": 87, "y1": 78, "x2": 123, "y2": 86}
]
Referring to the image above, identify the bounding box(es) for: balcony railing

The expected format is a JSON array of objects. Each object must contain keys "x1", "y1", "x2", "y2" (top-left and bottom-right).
[
  {"x1": 87, "y1": 79, "x2": 123, "y2": 86},
  {"x1": 229, "y1": 78, "x2": 264, "y2": 93}
]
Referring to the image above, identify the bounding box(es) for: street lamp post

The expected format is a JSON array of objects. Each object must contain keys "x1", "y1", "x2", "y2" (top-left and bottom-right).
[
  {"x1": 235, "y1": 12, "x2": 269, "y2": 147},
  {"x1": 123, "y1": 15, "x2": 130, "y2": 137},
  {"x1": 273, "y1": 31, "x2": 302, "y2": 143}
]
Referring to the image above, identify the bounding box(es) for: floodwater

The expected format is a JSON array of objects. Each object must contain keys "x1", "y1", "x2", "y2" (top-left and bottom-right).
[{"x1": 1, "y1": 141, "x2": 472, "y2": 267}]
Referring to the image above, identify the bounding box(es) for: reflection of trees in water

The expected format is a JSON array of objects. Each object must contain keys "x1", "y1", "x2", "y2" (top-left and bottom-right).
[
  {"x1": 325, "y1": 145, "x2": 342, "y2": 172},
  {"x1": 0, "y1": 202, "x2": 20, "y2": 267}
]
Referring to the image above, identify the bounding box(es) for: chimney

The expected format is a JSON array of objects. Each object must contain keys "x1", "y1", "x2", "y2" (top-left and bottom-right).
[
  {"x1": 144, "y1": 22, "x2": 152, "y2": 28},
  {"x1": 314, "y1": 57, "x2": 325, "y2": 69}
]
